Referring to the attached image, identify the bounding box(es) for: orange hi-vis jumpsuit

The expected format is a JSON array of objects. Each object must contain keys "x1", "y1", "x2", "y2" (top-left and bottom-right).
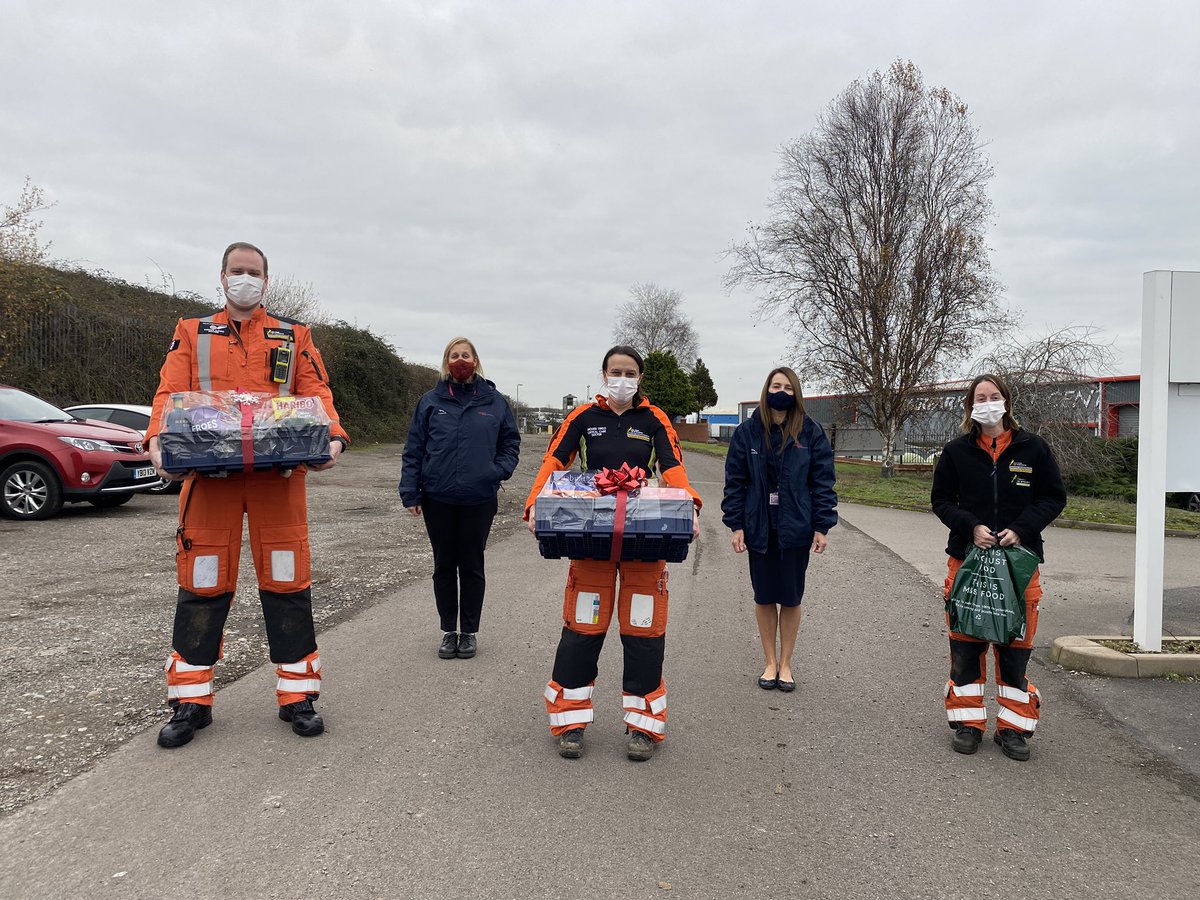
[
  {"x1": 941, "y1": 431, "x2": 1043, "y2": 737},
  {"x1": 525, "y1": 395, "x2": 701, "y2": 743},
  {"x1": 146, "y1": 306, "x2": 349, "y2": 709}
]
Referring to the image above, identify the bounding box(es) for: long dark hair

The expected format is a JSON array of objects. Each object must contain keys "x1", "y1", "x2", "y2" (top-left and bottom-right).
[
  {"x1": 961, "y1": 373, "x2": 1021, "y2": 436},
  {"x1": 601, "y1": 345, "x2": 645, "y2": 406},
  {"x1": 759, "y1": 367, "x2": 806, "y2": 451}
]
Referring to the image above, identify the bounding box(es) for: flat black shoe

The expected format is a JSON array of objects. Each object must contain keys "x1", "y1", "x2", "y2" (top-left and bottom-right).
[
  {"x1": 776, "y1": 678, "x2": 796, "y2": 693},
  {"x1": 758, "y1": 676, "x2": 777, "y2": 690},
  {"x1": 994, "y1": 728, "x2": 1030, "y2": 761},
  {"x1": 952, "y1": 725, "x2": 983, "y2": 755},
  {"x1": 558, "y1": 728, "x2": 584, "y2": 759},
  {"x1": 157, "y1": 702, "x2": 212, "y2": 748},
  {"x1": 456, "y1": 633, "x2": 477, "y2": 659},
  {"x1": 279, "y1": 698, "x2": 324, "y2": 737},
  {"x1": 438, "y1": 632, "x2": 459, "y2": 659}
]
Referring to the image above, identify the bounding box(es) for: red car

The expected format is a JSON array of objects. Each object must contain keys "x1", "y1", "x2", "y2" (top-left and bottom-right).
[{"x1": 0, "y1": 385, "x2": 160, "y2": 520}]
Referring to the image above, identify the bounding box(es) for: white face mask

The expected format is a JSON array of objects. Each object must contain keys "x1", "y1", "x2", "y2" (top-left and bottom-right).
[
  {"x1": 223, "y1": 274, "x2": 265, "y2": 310},
  {"x1": 970, "y1": 399, "x2": 1006, "y2": 427},
  {"x1": 605, "y1": 377, "x2": 639, "y2": 404}
]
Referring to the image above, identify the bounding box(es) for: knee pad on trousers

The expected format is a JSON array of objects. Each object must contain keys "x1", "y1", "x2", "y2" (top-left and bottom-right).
[
  {"x1": 172, "y1": 589, "x2": 234, "y2": 666},
  {"x1": 620, "y1": 633, "x2": 665, "y2": 697},
  {"x1": 552, "y1": 627, "x2": 606, "y2": 688},
  {"x1": 994, "y1": 645, "x2": 1032, "y2": 691},
  {"x1": 260, "y1": 588, "x2": 317, "y2": 663},
  {"x1": 949, "y1": 638, "x2": 988, "y2": 685}
]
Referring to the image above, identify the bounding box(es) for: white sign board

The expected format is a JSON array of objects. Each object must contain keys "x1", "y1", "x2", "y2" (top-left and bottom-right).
[{"x1": 1134, "y1": 270, "x2": 1200, "y2": 650}]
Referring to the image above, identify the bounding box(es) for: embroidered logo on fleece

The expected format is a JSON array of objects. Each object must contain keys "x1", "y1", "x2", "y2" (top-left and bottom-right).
[{"x1": 626, "y1": 427, "x2": 651, "y2": 443}]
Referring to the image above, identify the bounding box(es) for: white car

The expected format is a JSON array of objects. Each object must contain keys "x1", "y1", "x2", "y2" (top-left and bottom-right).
[{"x1": 63, "y1": 404, "x2": 179, "y2": 494}]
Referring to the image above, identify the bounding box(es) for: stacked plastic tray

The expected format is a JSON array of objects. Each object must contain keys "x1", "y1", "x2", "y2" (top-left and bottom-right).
[
  {"x1": 158, "y1": 392, "x2": 331, "y2": 475},
  {"x1": 534, "y1": 471, "x2": 693, "y2": 563}
]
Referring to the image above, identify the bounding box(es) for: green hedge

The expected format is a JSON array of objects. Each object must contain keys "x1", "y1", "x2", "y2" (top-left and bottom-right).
[{"x1": 0, "y1": 260, "x2": 437, "y2": 443}]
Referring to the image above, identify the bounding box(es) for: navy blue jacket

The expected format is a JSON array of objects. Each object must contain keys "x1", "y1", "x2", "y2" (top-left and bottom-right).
[
  {"x1": 722, "y1": 411, "x2": 838, "y2": 553},
  {"x1": 399, "y1": 377, "x2": 521, "y2": 507}
]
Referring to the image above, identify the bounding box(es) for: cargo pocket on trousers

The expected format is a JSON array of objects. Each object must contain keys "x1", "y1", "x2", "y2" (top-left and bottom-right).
[
  {"x1": 562, "y1": 565, "x2": 615, "y2": 635},
  {"x1": 177, "y1": 527, "x2": 231, "y2": 595},
  {"x1": 258, "y1": 525, "x2": 311, "y2": 592},
  {"x1": 618, "y1": 566, "x2": 668, "y2": 637}
]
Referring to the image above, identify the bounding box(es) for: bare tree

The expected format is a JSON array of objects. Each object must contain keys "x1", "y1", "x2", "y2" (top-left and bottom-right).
[
  {"x1": 726, "y1": 60, "x2": 1010, "y2": 476},
  {"x1": 0, "y1": 177, "x2": 54, "y2": 263},
  {"x1": 612, "y1": 282, "x2": 699, "y2": 369},
  {"x1": 980, "y1": 325, "x2": 1116, "y2": 478},
  {"x1": 263, "y1": 275, "x2": 327, "y2": 325}
]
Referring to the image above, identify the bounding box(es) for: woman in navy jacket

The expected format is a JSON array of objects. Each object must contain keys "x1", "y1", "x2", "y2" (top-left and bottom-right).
[
  {"x1": 722, "y1": 367, "x2": 837, "y2": 692},
  {"x1": 400, "y1": 337, "x2": 521, "y2": 660}
]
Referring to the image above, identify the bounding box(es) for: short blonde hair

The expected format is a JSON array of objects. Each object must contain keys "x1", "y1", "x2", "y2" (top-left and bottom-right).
[{"x1": 440, "y1": 337, "x2": 485, "y2": 379}]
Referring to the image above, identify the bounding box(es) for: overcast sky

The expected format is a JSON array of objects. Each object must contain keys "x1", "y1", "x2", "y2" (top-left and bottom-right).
[{"x1": 3, "y1": 1, "x2": 1197, "y2": 409}]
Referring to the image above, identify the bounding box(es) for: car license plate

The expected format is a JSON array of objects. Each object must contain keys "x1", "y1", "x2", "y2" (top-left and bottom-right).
[{"x1": 135, "y1": 466, "x2": 157, "y2": 479}]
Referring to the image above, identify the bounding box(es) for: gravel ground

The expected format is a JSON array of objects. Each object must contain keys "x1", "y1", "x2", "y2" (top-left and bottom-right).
[{"x1": 0, "y1": 436, "x2": 549, "y2": 817}]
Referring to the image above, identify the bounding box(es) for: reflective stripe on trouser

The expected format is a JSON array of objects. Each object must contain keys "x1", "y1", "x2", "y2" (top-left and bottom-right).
[
  {"x1": 996, "y1": 679, "x2": 1040, "y2": 735},
  {"x1": 943, "y1": 679, "x2": 986, "y2": 729},
  {"x1": 276, "y1": 650, "x2": 322, "y2": 705},
  {"x1": 622, "y1": 680, "x2": 667, "y2": 743},
  {"x1": 165, "y1": 651, "x2": 215, "y2": 706},
  {"x1": 544, "y1": 679, "x2": 595, "y2": 736}
]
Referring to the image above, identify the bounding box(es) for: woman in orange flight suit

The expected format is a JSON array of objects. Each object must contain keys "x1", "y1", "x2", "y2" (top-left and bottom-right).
[{"x1": 525, "y1": 346, "x2": 700, "y2": 762}]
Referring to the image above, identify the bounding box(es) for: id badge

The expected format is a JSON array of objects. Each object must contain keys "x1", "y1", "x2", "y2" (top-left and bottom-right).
[{"x1": 769, "y1": 492, "x2": 780, "y2": 506}]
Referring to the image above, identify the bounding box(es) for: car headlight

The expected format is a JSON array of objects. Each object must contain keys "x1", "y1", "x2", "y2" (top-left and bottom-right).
[{"x1": 58, "y1": 436, "x2": 121, "y2": 453}]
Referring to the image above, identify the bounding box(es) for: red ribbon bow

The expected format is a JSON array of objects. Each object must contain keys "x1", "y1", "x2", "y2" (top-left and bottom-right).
[
  {"x1": 594, "y1": 464, "x2": 647, "y2": 561},
  {"x1": 594, "y1": 463, "x2": 647, "y2": 495}
]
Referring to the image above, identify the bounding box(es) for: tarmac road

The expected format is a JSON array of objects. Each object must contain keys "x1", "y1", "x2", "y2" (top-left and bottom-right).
[{"x1": 2, "y1": 453, "x2": 1199, "y2": 899}]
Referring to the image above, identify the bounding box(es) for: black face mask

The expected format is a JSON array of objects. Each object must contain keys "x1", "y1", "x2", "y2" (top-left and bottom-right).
[{"x1": 766, "y1": 390, "x2": 796, "y2": 411}]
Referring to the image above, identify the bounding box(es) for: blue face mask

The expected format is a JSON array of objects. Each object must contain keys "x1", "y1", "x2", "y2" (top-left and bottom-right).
[{"x1": 766, "y1": 390, "x2": 796, "y2": 411}]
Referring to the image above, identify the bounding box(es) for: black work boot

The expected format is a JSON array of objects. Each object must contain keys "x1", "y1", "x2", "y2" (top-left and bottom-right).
[
  {"x1": 456, "y1": 633, "x2": 477, "y2": 659},
  {"x1": 438, "y1": 632, "x2": 459, "y2": 659},
  {"x1": 279, "y1": 698, "x2": 324, "y2": 737},
  {"x1": 558, "y1": 728, "x2": 584, "y2": 759},
  {"x1": 626, "y1": 729, "x2": 655, "y2": 762},
  {"x1": 951, "y1": 724, "x2": 983, "y2": 755},
  {"x1": 994, "y1": 728, "x2": 1031, "y2": 761},
  {"x1": 157, "y1": 702, "x2": 213, "y2": 748}
]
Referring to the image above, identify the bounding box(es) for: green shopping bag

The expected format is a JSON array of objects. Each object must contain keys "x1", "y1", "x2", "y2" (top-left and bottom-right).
[{"x1": 946, "y1": 545, "x2": 1041, "y2": 644}]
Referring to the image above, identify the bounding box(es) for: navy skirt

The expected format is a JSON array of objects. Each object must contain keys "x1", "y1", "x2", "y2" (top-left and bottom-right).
[{"x1": 748, "y1": 529, "x2": 812, "y2": 607}]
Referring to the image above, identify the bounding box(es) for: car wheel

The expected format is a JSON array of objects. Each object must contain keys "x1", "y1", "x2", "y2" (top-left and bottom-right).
[
  {"x1": 1188, "y1": 493, "x2": 1200, "y2": 514},
  {"x1": 0, "y1": 460, "x2": 65, "y2": 521},
  {"x1": 147, "y1": 477, "x2": 182, "y2": 495},
  {"x1": 88, "y1": 493, "x2": 135, "y2": 508}
]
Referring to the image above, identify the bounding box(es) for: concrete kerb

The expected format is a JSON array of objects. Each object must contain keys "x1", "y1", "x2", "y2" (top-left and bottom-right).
[{"x1": 1049, "y1": 635, "x2": 1200, "y2": 678}]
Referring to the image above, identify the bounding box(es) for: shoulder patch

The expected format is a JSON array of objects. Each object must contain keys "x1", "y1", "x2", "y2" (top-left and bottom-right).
[
  {"x1": 168, "y1": 339, "x2": 180, "y2": 352},
  {"x1": 197, "y1": 321, "x2": 231, "y2": 336},
  {"x1": 263, "y1": 326, "x2": 295, "y2": 341}
]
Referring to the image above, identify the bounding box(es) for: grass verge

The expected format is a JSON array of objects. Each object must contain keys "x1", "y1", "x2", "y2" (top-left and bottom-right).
[{"x1": 686, "y1": 446, "x2": 1200, "y2": 534}]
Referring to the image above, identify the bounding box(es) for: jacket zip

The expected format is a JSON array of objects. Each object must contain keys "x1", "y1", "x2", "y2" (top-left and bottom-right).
[
  {"x1": 301, "y1": 350, "x2": 325, "y2": 382},
  {"x1": 991, "y1": 437, "x2": 999, "y2": 532}
]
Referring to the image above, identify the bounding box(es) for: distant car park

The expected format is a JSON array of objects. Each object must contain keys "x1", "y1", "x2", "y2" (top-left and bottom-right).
[
  {"x1": 63, "y1": 403, "x2": 178, "y2": 494},
  {"x1": 0, "y1": 387, "x2": 159, "y2": 520}
]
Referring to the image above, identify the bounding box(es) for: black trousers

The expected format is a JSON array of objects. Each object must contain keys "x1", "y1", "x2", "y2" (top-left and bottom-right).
[{"x1": 421, "y1": 495, "x2": 497, "y2": 633}]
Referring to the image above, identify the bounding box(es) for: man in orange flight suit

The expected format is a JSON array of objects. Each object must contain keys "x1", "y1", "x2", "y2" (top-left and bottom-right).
[{"x1": 146, "y1": 241, "x2": 350, "y2": 748}]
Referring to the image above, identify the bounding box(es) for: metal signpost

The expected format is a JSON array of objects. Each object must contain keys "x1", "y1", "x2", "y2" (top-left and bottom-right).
[{"x1": 1134, "y1": 271, "x2": 1200, "y2": 650}]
